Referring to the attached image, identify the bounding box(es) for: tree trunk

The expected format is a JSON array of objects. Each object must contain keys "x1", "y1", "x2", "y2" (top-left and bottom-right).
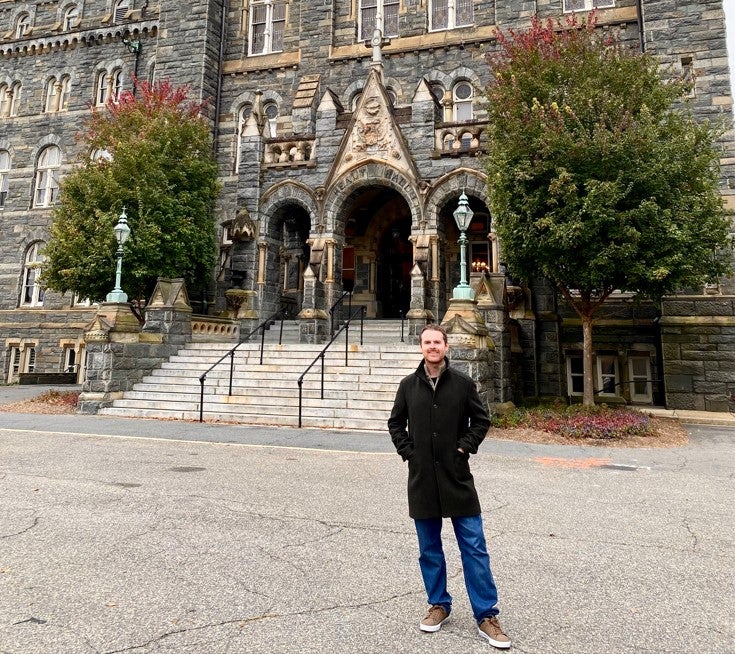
[{"x1": 581, "y1": 314, "x2": 595, "y2": 406}]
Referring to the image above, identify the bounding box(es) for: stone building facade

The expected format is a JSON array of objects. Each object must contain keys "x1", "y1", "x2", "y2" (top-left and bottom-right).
[{"x1": 0, "y1": 0, "x2": 733, "y2": 411}]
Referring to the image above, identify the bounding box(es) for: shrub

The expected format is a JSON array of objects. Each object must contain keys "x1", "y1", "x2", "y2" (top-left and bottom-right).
[{"x1": 491, "y1": 403, "x2": 654, "y2": 440}]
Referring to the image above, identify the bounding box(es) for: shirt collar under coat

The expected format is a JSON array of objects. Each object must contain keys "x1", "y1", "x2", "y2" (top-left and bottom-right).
[{"x1": 418, "y1": 357, "x2": 449, "y2": 391}]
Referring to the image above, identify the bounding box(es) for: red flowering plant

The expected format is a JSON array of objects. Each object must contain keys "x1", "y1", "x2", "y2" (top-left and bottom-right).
[{"x1": 492, "y1": 403, "x2": 655, "y2": 441}]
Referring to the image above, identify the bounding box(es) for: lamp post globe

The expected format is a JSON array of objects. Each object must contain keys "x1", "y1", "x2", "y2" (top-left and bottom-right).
[
  {"x1": 106, "y1": 207, "x2": 131, "y2": 303},
  {"x1": 452, "y1": 192, "x2": 474, "y2": 300}
]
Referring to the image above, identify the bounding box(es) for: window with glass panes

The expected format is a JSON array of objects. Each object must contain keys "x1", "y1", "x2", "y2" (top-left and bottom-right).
[
  {"x1": 431, "y1": 0, "x2": 474, "y2": 31},
  {"x1": 249, "y1": 0, "x2": 286, "y2": 55},
  {"x1": 596, "y1": 355, "x2": 619, "y2": 395},
  {"x1": 34, "y1": 146, "x2": 61, "y2": 207},
  {"x1": 21, "y1": 243, "x2": 46, "y2": 307},
  {"x1": 566, "y1": 356, "x2": 584, "y2": 396},
  {"x1": 360, "y1": 0, "x2": 399, "y2": 41},
  {"x1": 628, "y1": 356, "x2": 652, "y2": 403}
]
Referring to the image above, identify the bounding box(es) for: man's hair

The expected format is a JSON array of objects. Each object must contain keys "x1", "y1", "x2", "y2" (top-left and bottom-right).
[{"x1": 420, "y1": 323, "x2": 447, "y2": 344}]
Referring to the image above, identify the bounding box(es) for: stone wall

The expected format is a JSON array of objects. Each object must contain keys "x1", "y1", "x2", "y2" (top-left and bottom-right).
[{"x1": 660, "y1": 296, "x2": 735, "y2": 411}]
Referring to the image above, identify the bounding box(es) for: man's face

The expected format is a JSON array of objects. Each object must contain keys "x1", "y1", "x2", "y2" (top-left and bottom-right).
[{"x1": 420, "y1": 329, "x2": 449, "y2": 365}]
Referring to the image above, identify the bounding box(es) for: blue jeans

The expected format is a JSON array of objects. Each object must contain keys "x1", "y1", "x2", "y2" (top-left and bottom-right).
[{"x1": 414, "y1": 515, "x2": 499, "y2": 623}]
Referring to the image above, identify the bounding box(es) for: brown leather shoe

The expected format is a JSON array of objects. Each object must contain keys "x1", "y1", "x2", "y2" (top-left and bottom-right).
[
  {"x1": 478, "y1": 616, "x2": 511, "y2": 648},
  {"x1": 419, "y1": 605, "x2": 450, "y2": 632}
]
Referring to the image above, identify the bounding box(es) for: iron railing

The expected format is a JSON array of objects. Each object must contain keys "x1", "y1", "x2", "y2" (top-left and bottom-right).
[
  {"x1": 329, "y1": 290, "x2": 352, "y2": 336},
  {"x1": 197, "y1": 308, "x2": 290, "y2": 422},
  {"x1": 297, "y1": 304, "x2": 366, "y2": 428}
]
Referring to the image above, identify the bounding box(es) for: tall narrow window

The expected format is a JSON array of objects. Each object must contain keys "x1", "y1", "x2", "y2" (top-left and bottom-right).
[
  {"x1": 34, "y1": 146, "x2": 61, "y2": 208},
  {"x1": 0, "y1": 85, "x2": 9, "y2": 117},
  {"x1": 566, "y1": 356, "x2": 584, "y2": 397},
  {"x1": 431, "y1": 0, "x2": 474, "y2": 30},
  {"x1": 360, "y1": 0, "x2": 399, "y2": 41},
  {"x1": 0, "y1": 150, "x2": 9, "y2": 209},
  {"x1": 453, "y1": 81, "x2": 473, "y2": 122},
  {"x1": 0, "y1": 83, "x2": 20, "y2": 117},
  {"x1": 59, "y1": 76, "x2": 71, "y2": 111},
  {"x1": 628, "y1": 356, "x2": 652, "y2": 403},
  {"x1": 96, "y1": 70, "x2": 122, "y2": 106},
  {"x1": 63, "y1": 5, "x2": 80, "y2": 30},
  {"x1": 15, "y1": 14, "x2": 31, "y2": 39},
  {"x1": 264, "y1": 101, "x2": 278, "y2": 137},
  {"x1": 21, "y1": 242, "x2": 46, "y2": 307},
  {"x1": 113, "y1": 0, "x2": 130, "y2": 24},
  {"x1": 249, "y1": 0, "x2": 286, "y2": 55},
  {"x1": 596, "y1": 355, "x2": 619, "y2": 396}
]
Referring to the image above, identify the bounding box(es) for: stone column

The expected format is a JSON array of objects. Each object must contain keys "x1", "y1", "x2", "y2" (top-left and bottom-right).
[
  {"x1": 297, "y1": 265, "x2": 329, "y2": 343},
  {"x1": 441, "y1": 296, "x2": 494, "y2": 409}
]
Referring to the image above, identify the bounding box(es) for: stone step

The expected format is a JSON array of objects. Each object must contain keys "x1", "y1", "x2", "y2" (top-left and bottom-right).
[{"x1": 102, "y1": 337, "x2": 418, "y2": 430}]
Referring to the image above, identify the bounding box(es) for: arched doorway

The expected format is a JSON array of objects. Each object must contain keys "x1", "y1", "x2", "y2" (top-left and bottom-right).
[
  {"x1": 273, "y1": 204, "x2": 310, "y2": 314},
  {"x1": 341, "y1": 186, "x2": 413, "y2": 318}
]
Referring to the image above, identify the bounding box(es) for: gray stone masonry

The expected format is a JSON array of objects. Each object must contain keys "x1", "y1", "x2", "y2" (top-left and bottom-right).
[{"x1": 660, "y1": 295, "x2": 735, "y2": 411}]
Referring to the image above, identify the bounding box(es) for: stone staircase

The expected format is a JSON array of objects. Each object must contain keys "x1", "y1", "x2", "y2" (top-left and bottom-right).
[{"x1": 98, "y1": 320, "x2": 419, "y2": 431}]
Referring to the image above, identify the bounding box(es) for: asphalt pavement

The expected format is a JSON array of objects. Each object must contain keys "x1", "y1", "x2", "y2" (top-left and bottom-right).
[{"x1": 0, "y1": 387, "x2": 734, "y2": 653}]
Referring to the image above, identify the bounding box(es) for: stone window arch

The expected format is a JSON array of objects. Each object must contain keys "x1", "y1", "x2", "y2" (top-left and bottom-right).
[
  {"x1": 452, "y1": 80, "x2": 474, "y2": 122},
  {"x1": 62, "y1": 4, "x2": 80, "y2": 31},
  {"x1": 21, "y1": 241, "x2": 46, "y2": 307},
  {"x1": 34, "y1": 145, "x2": 61, "y2": 208},
  {"x1": 15, "y1": 13, "x2": 31, "y2": 39}
]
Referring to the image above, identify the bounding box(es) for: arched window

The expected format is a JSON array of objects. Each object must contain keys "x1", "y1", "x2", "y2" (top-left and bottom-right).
[
  {"x1": 0, "y1": 85, "x2": 10, "y2": 118},
  {"x1": 9, "y1": 82, "x2": 21, "y2": 116},
  {"x1": 264, "y1": 101, "x2": 278, "y2": 137},
  {"x1": 0, "y1": 149, "x2": 10, "y2": 209},
  {"x1": 34, "y1": 146, "x2": 61, "y2": 208},
  {"x1": 45, "y1": 78, "x2": 70, "y2": 112},
  {"x1": 15, "y1": 14, "x2": 31, "y2": 39},
  {"x1": 249, "y1": 0, "x2": 286, "y2": 55},
  {"x1": 453, "y1": 81, "x2": 473, "y2": 122},
  {"x1": 63, "y1": 5, "x2": 80, "y2": 31},
  {"x1": 113, "y1": 0, "x2": 130, "y2": 24},
  {"x1": 96, "y1": 70, "x2": 123, "y2": 106},
  {"x1": 21, "y1": 242, "x2": 46, "y2": 307}
]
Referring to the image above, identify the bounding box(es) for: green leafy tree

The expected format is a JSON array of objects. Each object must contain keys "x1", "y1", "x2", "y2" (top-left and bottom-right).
[
  {"x1": 43, "y1": 79, "x2": 219, "y2": 320},
  {"x1": 485, "y1": 15, "x2": 733, "y2": 405}
]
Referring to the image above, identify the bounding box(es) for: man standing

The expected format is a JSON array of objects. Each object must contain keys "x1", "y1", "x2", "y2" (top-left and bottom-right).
[{"x1": 388, "y1": 324, "x2": 511, "y2": 649}]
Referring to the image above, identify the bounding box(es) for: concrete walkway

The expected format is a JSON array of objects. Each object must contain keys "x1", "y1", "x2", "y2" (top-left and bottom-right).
[{"x1": 0, "y1": 388, "x2": 734, "y2": 653}]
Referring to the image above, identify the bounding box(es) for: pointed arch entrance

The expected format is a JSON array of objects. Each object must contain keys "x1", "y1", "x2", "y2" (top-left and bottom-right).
[
  {"x1": 341, "y1": 185, "x2": 413, "y2": 318},
  {"x1": 269, "y1": 203, "x2": 311, "y2": 314}
]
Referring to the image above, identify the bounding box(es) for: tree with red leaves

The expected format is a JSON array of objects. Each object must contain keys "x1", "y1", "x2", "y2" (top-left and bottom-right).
[
  {"x1": 486, "y1": 15, "x2": 732, "y2": 406},
  {"x1": 44, "y1": 79, "x2": 219, "y2": 318}
]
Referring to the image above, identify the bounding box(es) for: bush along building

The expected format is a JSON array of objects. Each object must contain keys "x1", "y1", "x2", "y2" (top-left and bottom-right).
[{"x1": 0, "y1": 0, "x2": 733, "y2": 414}]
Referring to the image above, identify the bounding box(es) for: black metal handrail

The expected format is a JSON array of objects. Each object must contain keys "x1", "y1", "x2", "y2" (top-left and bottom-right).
[
  {"x1": 297, "y1": 304, "x2": 366, "y2": 428},
  {"x1": 399, "y1": 309, "x2": 406, "y2": 342},
  {"x1": 329, "y1": 290, "x2": 352, "y2": 336},
  {"x1": 198, "y1": 308, "x2": 289, "y2": 422}
]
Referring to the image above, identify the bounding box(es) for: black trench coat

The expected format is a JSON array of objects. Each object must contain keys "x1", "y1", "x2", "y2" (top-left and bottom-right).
[{"x1": 388, "y1": 358, "x2": 490, "y2": 520}]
